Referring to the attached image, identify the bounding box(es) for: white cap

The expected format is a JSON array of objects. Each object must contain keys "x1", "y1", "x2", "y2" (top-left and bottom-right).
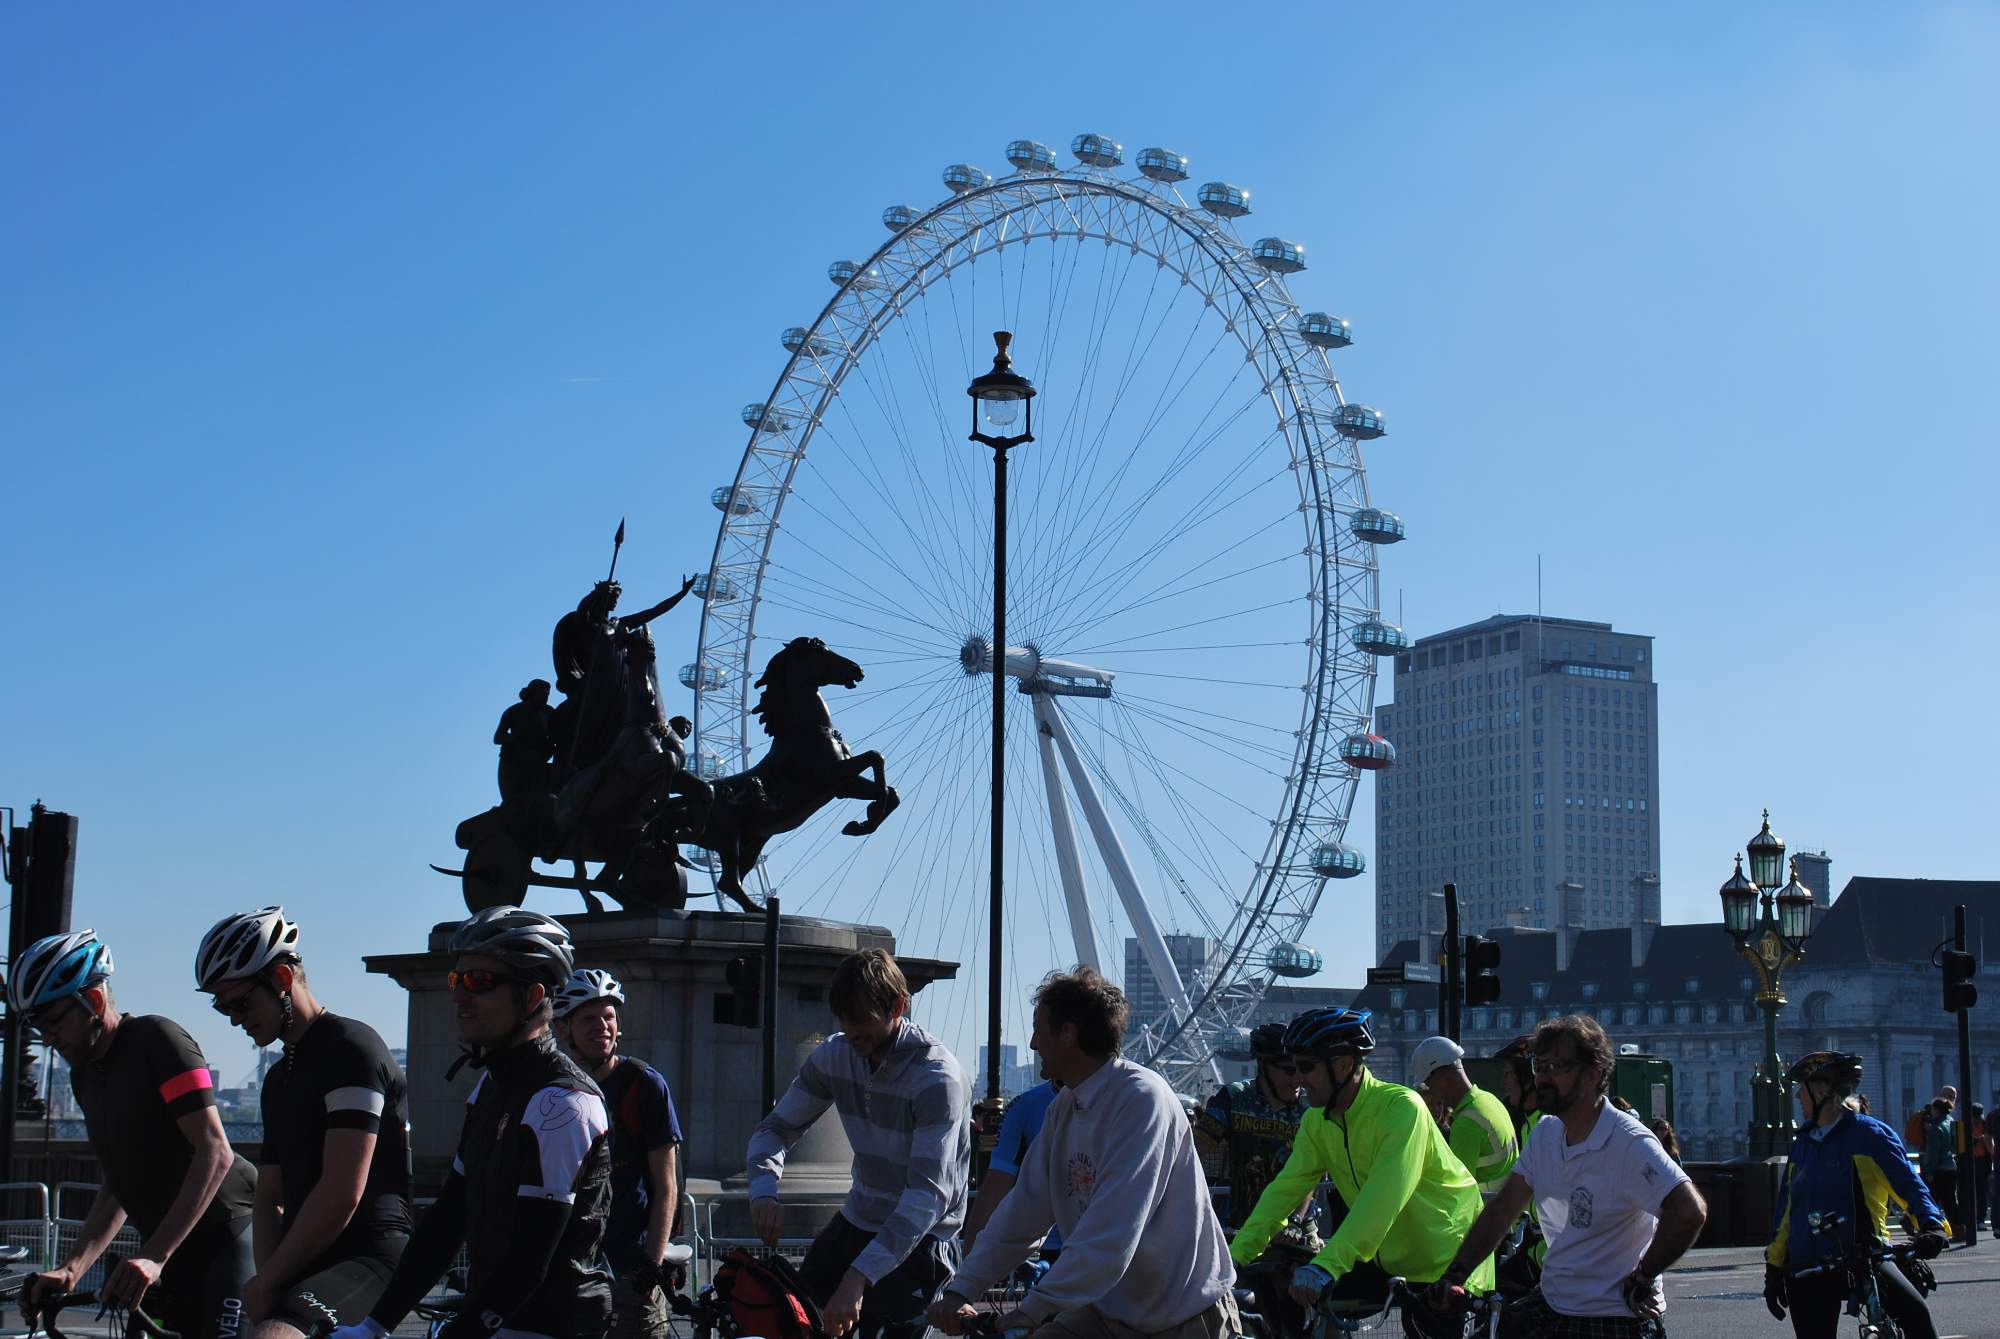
[{"x1": 1408, "y1": 1035, "x2": 1466, "y2": 1086}]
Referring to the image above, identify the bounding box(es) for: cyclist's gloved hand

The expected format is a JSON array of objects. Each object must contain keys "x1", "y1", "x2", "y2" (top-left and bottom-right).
[
  {"x1": 328, "y1": 1318, "x2": 389, "y2": 1339},
  {"x1": 1762, "y1": 1266, "x2": 1788, "y2": 1321},
  {"x1": 1913, "y1": 1228, "x2": 1947, "y2": 1259},
  {"x1": 1287, "y1": 1262, "x2": 1334, "y2": 1308}
]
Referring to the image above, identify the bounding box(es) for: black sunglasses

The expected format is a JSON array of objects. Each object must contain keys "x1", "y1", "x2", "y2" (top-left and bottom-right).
[{"x1": 211, "y1": 986, "x2": 263, "y2": 1020}]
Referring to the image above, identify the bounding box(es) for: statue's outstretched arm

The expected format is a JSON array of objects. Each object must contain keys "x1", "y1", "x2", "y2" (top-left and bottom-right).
[{"x1": 621, "y1": 574, "x2": 700, "y2": 628}]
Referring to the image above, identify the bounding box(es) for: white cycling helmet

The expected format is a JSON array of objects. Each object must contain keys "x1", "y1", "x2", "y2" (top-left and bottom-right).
[
  {"x1": 552, "y1": 968, "x2": 627, "y2": 1019},
  {"x1": 1408, "y1": 1035, "x2": 1466, "y2": 1087},
  {"x1": 8, "y1": 929, "x2": 114, "y2": 1014},
  {"x1": 196, "y1": 906, "x2": 302, "y2": 992},
  {"x1": 448, "y1": 906, "x2": 574, "y2": 987}
]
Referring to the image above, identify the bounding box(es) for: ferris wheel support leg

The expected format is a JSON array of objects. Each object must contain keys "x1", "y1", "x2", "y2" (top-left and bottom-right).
[
  {"x1": 1040, "y1": 695, "x2": 1221, "y2": 1086},
  {"x1": 1031, "y1": 692, "x2": 1100, "y2": 973}
]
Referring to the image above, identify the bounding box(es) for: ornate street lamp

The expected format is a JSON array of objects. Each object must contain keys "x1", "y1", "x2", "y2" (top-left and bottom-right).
[
  {"x1": 1718, "y1": 809, "x2": 1814, "y2": 1158},
  {"x1": 968, "y1": 332, "x2": 1036, "y2": 1103}
]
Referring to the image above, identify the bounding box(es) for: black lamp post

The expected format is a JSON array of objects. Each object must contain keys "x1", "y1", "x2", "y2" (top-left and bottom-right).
[
  {"x1": 1718, "y1": 810, "x2": 1815, "y2": 1158},
  {"x1": 968, "y1": 331, "x2": 1035, "y2": 1104}
]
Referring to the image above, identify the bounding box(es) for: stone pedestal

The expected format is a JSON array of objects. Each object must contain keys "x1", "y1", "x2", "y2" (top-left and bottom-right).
[{"x1": 364, "y1": 908, "x2": 957, "y2": 1234}]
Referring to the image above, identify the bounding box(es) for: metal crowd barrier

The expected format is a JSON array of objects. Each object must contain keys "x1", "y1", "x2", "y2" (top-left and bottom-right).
[
  {"x1": 52, "y1": 1181, "x2": 144, "y2": 1290},
  {"x1": 0, "y1": 1181, "x2": 52, "y2": 1269}
]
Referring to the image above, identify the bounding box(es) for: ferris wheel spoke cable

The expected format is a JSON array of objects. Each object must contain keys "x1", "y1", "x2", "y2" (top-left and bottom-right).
[
  {"x1": 1058, "y1": 517, "x2": 1297, "y2": 648},
  {"x1": 762, "y1": 559, "x2": 955, "y2": 647},
  {"x1": 1047, "y1": 506, "x2": 1296, "y2": 654},
  {"x1": 806, "y1": 422, "x2": 978, "y2": 633},
  {"x1": 1110, "y1": 693, "x2": 1299, "y2": 768},
  {"x1": 780, "y1": 471, "x2": 968, "y2": 635},
  {"x1": 1035, "y1": 400, "x2": 1279, "y2": 641},
  {"x1": 834, "y1": 367, "x2": 970, "y2": 617},
  {"x1": 1100, "y1": 692, "x2": 1272, "y2": 875},
  {"x1": 1087, "y1": 593, "x2": 1307, "y2": 654},
  {"x1": 1069, "y1": 707, "x2": 1224, "y2": 940}
]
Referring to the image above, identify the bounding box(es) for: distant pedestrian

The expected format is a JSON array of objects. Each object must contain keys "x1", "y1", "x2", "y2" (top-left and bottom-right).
[
  {"x1": 1921, "y1": 1097, "x2": 1958, "y2": 1230},
  {"x1": 1647, "y1": 1119, "x2": 1682, "y2": 1165},
  {"x1": 1971, "y1": 1101, "x2": 1990, "y2": 1225}
]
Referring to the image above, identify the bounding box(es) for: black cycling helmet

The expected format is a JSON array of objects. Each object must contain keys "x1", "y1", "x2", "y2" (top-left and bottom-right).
[
  {"x1": 1495, "y1": 1033, "x2": 1536, "y2": 1088},
  {"x1": 1785, "y1": 1051, "x2": 1863, "y2": 1093},
  {"x1": 1283, "y1": 1006, "x2": 1375, "y2": 1058},
  {"x1": 1249, "y1": 1022, "x2": 1289, "y2": 1061}
]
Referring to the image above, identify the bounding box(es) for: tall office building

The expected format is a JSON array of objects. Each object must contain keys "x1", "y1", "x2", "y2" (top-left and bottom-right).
[
  {"x1": 1372, "y1": 615, "x2": 1660, "y2": 963},
  {"x1": 1124, "y1": 933, "x2": 1220, "y2": 1032}
]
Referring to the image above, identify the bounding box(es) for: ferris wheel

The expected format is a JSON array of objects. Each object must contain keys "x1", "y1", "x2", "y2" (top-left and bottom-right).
[{"x1": 686, "y1": 135, "x2": 1406, "y2": 1091}]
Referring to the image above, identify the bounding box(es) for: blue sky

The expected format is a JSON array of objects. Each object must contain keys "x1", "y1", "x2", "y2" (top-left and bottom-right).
[{"x1": 4, "y1": 4, "x2": 1996, "y2": 1083}]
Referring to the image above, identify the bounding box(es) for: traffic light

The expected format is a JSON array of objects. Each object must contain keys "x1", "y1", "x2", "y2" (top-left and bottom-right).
[
  {"x1": 721, "y1": 954, "x2": 763, "y2": 1028},
  {"x1": 1465, "y1": 935, "x2": 1502, "y2": 1007},
  {"x1": 1942, "y1": 949, "x2": 1978, "y2": 1013}
]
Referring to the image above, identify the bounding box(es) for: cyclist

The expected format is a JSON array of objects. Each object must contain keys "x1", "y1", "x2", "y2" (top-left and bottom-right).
[
  {"x1": 553, "y1": 967, "x2": 684, "y2": 1339},
  {"x1": 960, "y1": 1078, "x2": 1061, "y2": 1261},
  {"x1": 13, "y1": 928, "x2": 258, "y2": 1339},
  {"x1": 331, "y1": 906, "x2": 612, "y2": 1339},
  {"x1": 747, "y1": 949, "x2": 969, "y2": 1339},
  {"x1": 1229, "y1": 1007, "x2": 1489, "y2": 1339},
  {"x1": 1492, "y1": 1034, "x2": 1547, "y2": 1292},
  {"x1": 1195, "y1": 1023, "x2": 1318, "y2": 1338},
  {"x1": 1763, "y1": 1051, "x2": 1947, "y2": 1339},
  {"x1": 927, "y1": 967, "x2": 1237, "y2": 1339},
  {"x1": 1408, "y1": 1037, "x2": 1518, "y2": 1193},
  {"x1": 196, "y1": 907, "x2": 412, "y2": 1338},
  {"x1": 1431, "y1": 1016, "x2": 1703, "y2": 1339}
]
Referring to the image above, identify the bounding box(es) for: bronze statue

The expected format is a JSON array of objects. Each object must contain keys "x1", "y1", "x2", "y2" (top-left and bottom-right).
[
  {"x1": 494, "y1": 679, "x2": 555, "y2": 804},
  {"x1": 551, "y1": 574, "x2": 696, "y2": 774},
  {"x1": 682, "y1": 636, "x2": 900, "y2": 911}
]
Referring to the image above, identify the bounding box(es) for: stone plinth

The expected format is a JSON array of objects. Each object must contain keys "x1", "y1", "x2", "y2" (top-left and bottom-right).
[{"x1": 365, "y1": 908, "x2": 958, "y2": 1213}]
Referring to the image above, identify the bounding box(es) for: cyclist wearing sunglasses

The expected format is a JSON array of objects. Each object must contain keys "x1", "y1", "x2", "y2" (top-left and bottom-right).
[
  {"x1": 196, "y1": 907, "x2": 412, "y2": 1339},
  {"x1": 1431, "y1": 1016, "x2": 1703, "y2": 1338},
  {"x1": 1229, "y1": 1007, "x2": 1488, "y2": 1339},
  {"x1": 1196, "y1": 1024, "x2": 1318, "y2": 1339},
  {"x1": 332, "y1": 906, "x2": 612, "y2": 1339},
  {"x1": 11, "y1": 928, "x2": 257, "y2": 1339}
]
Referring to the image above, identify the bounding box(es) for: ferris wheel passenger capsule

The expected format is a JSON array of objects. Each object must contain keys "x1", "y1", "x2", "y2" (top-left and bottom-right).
[
  {"x1": 692, "y1": 572, "x2": 737, "y2": 601},
  {"x1": 690, "y1": 750, "x2": 724, "y2": 781},
  {"x1": 1309, "y1": 842, "x2": 1367, "y2": 879},
  {"x1": 1298, "y1": 313, "x2": 1354, "y2": 348},
  {"x1": 828, "y1": 260, "x2": 882, "y2": 288},
  {"x1": 1333, "y1": 404, "x2": 1387, "y2": 440},
  {"x1": 682, "y1": 845, "x2": 720, "y2": 872},
  {"x1": 1005, "y1": 139, "x2": 1058, "y2": 172},
  {"x1": 1252, "y1": 238, "x2": 1306, "y2": 274},
  {"x1": 1268, "y1": 941, "x2": 1325, "y2": 977},
  {"x1": 782, "y1": 327, "x2": 837, "y2": 358},
  {"x1": 1137, "y1": 147, "x2": 1190, "y2": 182},
  {"x1": 944, "y1": 163, "x2": 993, "y2": 193},
  {"x1": 1341, "y1": 733, "x2": 1397, "y2": 770},
  {"x1": 1071, "y1": 133, "x2": 1124, "y2": 168},
  {"x1": 678, "y1": 663, "x2": 728, "y2": 693},
  {"x1": 882, "y1": 204, "x2": 923, "y2": 232},
  {"x1": 1350, "y1": 508, "x2": 1406, "y2": 544},
  {"x1": 711, "y1": 486, "x2": 758, "y2": 516},
  {"x1": 1198, "y1": 182, "x2": 1252, "y2": 218},
  {"x1": 742, "y1": 403, "x2": 799, "y2": 432},
  {"x1": 1352, "y1": 620, "x2": 1409, "y2": 656}
]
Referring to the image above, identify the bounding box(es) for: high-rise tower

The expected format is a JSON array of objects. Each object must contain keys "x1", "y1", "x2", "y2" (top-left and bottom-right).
[{"x1": 1371, "y1": 615, "x2": 1660, "y2": 962}]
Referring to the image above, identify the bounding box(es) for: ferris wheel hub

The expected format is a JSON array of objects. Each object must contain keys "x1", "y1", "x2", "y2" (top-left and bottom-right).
[{"x1": 958, "y1": 638, "x2": 1115, "y2": 697}]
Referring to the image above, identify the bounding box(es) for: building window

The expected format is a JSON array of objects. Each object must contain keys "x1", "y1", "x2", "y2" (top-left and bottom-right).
[
  {"x1": 1530, "y1": 982, "x2": 1549, "y2": 1001},
  {"x1": 1581, "y1": 982, "x2": 1599, "y2": 1000},
  {"x1": 1683, "y1": 977, "x2": 1700, "y2": 994}
]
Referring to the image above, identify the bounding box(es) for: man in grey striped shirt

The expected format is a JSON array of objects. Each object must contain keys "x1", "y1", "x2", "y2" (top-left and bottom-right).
[{"x1": 746, "y1": 949, "x2": 970, "y2": 1339}]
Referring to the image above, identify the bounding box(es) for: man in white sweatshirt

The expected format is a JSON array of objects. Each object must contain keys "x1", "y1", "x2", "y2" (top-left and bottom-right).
[{"x1": 926, "y1": 968, "x2": 1239, "y2": 1339}]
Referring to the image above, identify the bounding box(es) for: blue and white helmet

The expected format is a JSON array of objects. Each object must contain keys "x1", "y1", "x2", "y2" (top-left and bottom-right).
[
  {"x1": 8, "y1": 929, "x2": 114, "y2": 1014},
  {"x1": 1282, "y1": 1005, "x2": 1375, "y2": 1058},
  {"x1": 552, "y1": 968, "x2": 626, "y2": 1020}
]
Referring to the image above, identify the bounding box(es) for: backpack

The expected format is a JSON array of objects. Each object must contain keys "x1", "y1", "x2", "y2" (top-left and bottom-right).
[
  {"x1": 1904, "y1": 1110, "x2": 1926, "y2": 1152},
  {"x1": 714, "y1": 1247, "x2": 823, "y2": 1339}
]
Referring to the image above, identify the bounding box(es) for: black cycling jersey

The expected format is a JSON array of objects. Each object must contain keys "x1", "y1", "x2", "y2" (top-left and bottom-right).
[
  {"x1": 70, "y1": 1015, "x2": 257, "y2": 1240},
  {"x1": 260, "y1": 1011, "x2": 414, "y2": 1267},
  {"x1": 455, "y1": 1035, "x2": 612, "y2": 1333}
]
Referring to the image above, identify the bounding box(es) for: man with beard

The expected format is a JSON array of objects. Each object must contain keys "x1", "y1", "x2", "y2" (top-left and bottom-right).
[
  {"x1": 553, "y1": 969, "x2": 684, "y2": 1339},
  {"x1": 15, "y1": 929, "x2": 256, "y2": 1339},
  {"x1": 1430, "y1": 1016, "x2": 1705, "y2": 1338}
]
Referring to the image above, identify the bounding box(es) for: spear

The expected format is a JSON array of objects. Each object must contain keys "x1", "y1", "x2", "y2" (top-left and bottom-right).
[{"x1": 606, "y1": 517, "x2": 626, "y2": 584}]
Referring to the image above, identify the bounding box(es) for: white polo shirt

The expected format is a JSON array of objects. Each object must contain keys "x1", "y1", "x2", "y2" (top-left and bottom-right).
[{"x1": 1514, "y1": 1099, "x2": 1691, "y2": 1317}]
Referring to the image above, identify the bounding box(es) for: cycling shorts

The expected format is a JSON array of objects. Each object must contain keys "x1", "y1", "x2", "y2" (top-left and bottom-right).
[
  {"x1": 269, "y1": 1252, "x2": 400, "y2": 1337},
  {"x1": 150, "y1": 1215, "x2": 255, "y2": 1339}
]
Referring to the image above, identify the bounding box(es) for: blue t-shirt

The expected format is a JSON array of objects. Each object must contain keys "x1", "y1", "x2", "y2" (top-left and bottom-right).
[
  {"x1": 601, "y1": 1057, "x2": 684, "y2": 1267},
  {"x1": 993, "y1": 1081, "x2": 1061, "y2": 1250}
]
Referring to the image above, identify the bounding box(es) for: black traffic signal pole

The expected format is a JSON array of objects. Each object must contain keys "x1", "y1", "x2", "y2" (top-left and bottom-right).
[
  {"x1": 763, "y1": 896, "x2": 780, "y2": 1114},
  {"x1": 1955, "y1": 904, "x2": 1977, "y2": 1245},
  {"x1": 1444, "y1": 883, "x2": 1462, "y2": 1042}
]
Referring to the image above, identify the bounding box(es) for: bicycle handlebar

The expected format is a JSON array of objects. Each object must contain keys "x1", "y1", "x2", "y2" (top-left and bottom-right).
[{"x1": 24, "y1": 1287, "x2": 181, "y2": 1339}]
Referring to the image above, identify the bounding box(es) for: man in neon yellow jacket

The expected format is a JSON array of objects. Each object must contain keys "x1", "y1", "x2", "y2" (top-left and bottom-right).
[{"x1": 1230, "y1": 1008, "x2": 1492, "y2": 1338}]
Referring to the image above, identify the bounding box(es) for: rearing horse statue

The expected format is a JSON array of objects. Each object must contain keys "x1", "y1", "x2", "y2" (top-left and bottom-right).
[{"x1": 687, "y1": 637, "x2": 899, "y2": 911}]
